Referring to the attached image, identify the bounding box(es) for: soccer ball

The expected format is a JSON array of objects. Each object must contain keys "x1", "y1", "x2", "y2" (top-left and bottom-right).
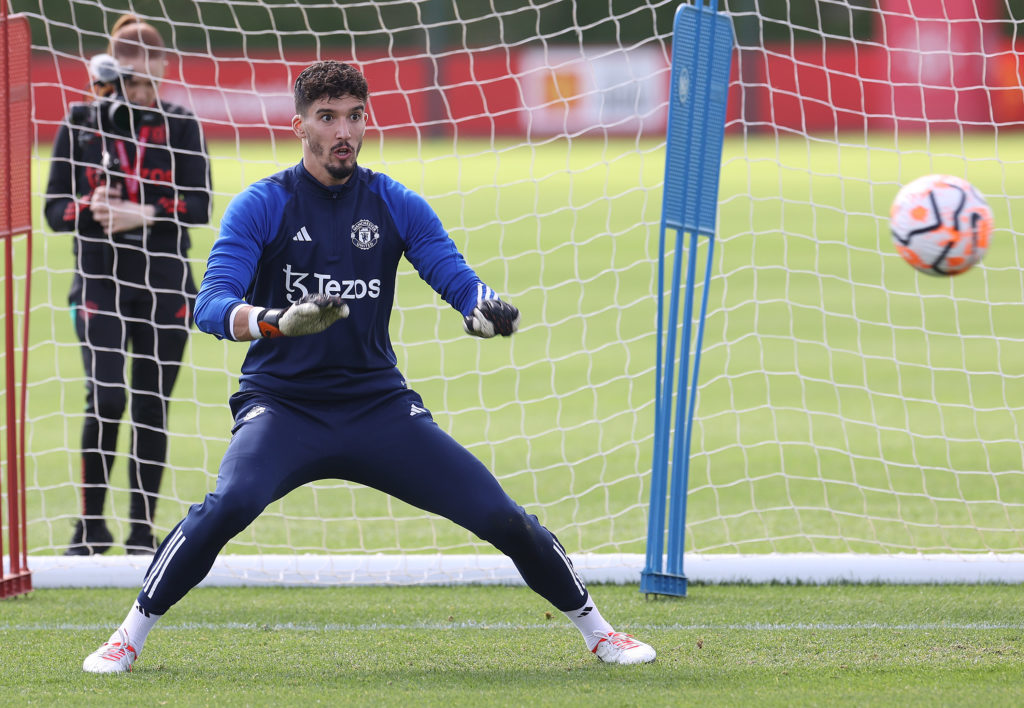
[{"x1": 889, "y1": 174, "x2": 993, "y2": 276}]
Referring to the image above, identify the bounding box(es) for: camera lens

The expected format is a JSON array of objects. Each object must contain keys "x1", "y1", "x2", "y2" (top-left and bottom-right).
[{"x1": 107, "y1": 100, "x2": 132, "y2": 133}]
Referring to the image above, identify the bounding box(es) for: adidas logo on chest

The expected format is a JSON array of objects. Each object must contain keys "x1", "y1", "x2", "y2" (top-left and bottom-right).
[{"x1": 290, "y1": 220, "x2": 382, "y2": 250}]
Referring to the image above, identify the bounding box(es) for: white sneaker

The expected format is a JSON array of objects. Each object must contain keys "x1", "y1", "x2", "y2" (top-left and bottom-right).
[
  {"x1": 591, "y1": 631, "x2": 656, "y2": 664},
  {"x1": 82, "y1": 628, "x2": 138, "y2": 673}
]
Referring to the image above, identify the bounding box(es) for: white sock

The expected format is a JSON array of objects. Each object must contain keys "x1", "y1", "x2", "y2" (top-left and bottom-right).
[
  {"x1": 108, "y1": 601, "x2": 162, "y2": 655},
  {"x1": 563, "y1": 594, "x2": 614, "y2": 651}
]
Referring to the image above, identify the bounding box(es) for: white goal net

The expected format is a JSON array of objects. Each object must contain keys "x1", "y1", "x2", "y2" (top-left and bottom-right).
[{"x1": 7, "y1": 0, "x2": 1024, "y2": 587}]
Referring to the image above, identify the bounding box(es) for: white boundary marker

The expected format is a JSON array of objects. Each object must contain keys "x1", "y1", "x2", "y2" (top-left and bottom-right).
[{"x1": 10, "y1": 553, "x2": 1024, "y2": 588}]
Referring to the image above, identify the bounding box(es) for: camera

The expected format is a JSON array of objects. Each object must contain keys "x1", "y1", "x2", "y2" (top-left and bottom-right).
[
  {"x1": 68, "y1": 53, "x2": 135, "y2": 135},
  {"x1": 65, "y1": 55, "x2": 141, "y2": 192}
]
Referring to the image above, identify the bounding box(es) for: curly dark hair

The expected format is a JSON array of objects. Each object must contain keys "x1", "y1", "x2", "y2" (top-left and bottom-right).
[{"x1": 293, "y1": 61, "x2": 369, "y2": 115}]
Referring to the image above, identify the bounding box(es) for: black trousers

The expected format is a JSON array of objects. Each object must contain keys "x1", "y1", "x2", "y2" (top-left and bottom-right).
[{"x1": 70, "y1": 256, "x2": 195, "y2": 537}]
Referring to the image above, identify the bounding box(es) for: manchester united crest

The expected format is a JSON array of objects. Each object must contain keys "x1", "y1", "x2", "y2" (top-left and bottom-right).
[{"x1": 351, "y1": 219, "x2": 380, "y2": 250}]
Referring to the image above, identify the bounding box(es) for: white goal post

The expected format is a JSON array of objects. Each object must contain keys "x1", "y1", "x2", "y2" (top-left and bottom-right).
[{"x1": 6, "y1": 0, "x2": 1024, "y2": 588}]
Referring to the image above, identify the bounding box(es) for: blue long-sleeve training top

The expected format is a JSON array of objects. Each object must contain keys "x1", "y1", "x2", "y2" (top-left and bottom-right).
[{"x1": 195, "y1": 162, "x2": 495, "y2": 400}]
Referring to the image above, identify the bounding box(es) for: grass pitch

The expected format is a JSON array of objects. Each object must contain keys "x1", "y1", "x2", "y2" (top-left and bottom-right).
[{"x1": 2, "y1": 583, "x2": 1022, "y2": 706}]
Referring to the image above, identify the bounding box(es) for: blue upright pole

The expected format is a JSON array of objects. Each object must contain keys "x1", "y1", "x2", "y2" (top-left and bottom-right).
[{"x1": 641, "y1": 1, "x2": 733, "y2": 597}]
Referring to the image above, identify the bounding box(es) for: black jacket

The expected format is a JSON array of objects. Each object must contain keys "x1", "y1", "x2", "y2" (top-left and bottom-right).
[{"x1": 44, "y1": 98, "x2": 211, "y2": 281}]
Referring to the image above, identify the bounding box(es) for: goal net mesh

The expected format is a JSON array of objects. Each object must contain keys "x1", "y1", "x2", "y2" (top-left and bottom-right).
[{"x1": 7, "y1": 0, "x2": 1023, "y2": 585}]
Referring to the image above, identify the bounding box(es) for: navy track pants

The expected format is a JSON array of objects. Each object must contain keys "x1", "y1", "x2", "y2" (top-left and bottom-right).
[{"x1": 137, "y1": 388, "x2": 588, "y2": 614}]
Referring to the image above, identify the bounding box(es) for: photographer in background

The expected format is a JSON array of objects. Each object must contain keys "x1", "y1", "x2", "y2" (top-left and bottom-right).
[{"x1": 44, "y1": 14, "x2": 211, "y2": 556}]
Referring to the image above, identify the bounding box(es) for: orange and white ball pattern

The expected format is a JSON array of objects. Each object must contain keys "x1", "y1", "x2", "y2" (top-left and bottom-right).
[{"x1": 889, "y1": 174, "x2": 993, "y2": 276}]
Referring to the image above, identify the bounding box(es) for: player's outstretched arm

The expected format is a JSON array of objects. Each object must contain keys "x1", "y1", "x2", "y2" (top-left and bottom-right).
[
  {"x1": 463, "y1": 298, "x2": 520, "y2": 338},
  {"x1": 233, "y1": 294, "x2": 349, "y2": 341}
]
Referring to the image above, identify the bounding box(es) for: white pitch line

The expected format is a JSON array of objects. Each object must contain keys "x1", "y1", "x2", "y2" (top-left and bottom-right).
[{"x1": 3, "y1": 621, "x2": 1023, "y2": 632}]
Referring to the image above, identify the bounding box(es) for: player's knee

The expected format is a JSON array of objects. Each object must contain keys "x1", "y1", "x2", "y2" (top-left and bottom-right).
[
  {"x1": 91, "y1": 385, "x2": 127, "y2": 421},
  {"x1": 479, "y1": 505, "x2": 550, "y2": 553},
  {"x1": 191, "y1": 489, "x2": 265, "y2": 536}
]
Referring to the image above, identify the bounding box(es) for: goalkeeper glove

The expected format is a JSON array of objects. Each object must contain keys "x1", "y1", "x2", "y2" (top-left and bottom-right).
[
  {"x1": 254, "y1": 294, "x2": 349, "y2": 338},
  {"x1": 463, "y1": 298, "x2": 520, "y2": 338}
]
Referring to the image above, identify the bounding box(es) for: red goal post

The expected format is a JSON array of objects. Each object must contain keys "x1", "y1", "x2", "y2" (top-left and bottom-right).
[{"x1": 1, "y1": 10, "x2": 32, "y2": 600}]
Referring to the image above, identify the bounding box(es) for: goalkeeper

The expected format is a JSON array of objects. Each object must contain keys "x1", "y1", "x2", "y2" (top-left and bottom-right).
[{"x1": 82, "y1": 60, "x2": 655, "y2": 673}]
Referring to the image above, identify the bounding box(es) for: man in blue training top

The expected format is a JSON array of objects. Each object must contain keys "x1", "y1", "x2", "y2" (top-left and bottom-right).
[{"x1": 82, "y1": 60, "x2": 656, "y2": 673}]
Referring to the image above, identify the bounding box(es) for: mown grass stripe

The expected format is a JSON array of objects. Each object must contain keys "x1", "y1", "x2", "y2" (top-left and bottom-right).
[{"x1": 4, "y1": 621, "x2": 1023, "y2": 632}]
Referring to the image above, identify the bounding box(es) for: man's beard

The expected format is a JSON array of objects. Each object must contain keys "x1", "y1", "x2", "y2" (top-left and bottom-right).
[
  {"x1": 325, "y1": 161, "x2": 355, "y2": 181},
  {"x1": 313, "y1": 138, "x2": 361, "y2": 181}
]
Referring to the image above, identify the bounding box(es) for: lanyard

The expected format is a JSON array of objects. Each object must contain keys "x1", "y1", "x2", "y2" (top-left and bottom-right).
[{"x1": 113, "y1": 124, "x2": 152, "y2": 202}]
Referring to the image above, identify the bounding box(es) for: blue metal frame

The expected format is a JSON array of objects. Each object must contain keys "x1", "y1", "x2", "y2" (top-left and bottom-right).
[{"x1": 641, "y1": 1, "x2": 734, "y2": 597}]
